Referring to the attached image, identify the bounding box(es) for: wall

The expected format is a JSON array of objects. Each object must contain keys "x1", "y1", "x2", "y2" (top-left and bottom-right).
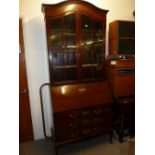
[{"x1": 20, "y1": 0, "x2": 135, "y2": 140}]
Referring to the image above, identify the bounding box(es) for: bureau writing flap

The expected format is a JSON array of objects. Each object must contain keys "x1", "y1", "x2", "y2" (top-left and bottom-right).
[{"x1": 51, "y1": 82, "x2": 113, "y2": 112}]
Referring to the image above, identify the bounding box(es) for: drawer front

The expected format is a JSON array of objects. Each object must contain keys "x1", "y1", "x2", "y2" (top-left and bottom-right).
[
  {"x1": 54, "y1": 104, "x2": 112, "y2": 127},
  {"x1": 55, "y1": 124, "x2": 112, "y2": 143},
  {"x1": 54, "y1": 104, "x2": 112, "y2": 143}
]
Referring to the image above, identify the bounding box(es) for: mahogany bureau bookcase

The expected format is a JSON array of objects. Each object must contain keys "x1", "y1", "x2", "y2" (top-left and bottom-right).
[{"x1": 42, "y1": 1, "x2": 113, "y2": 154}]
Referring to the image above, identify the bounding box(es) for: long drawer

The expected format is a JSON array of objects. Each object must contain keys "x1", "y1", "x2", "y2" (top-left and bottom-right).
[{"x1": 53, "y1": 104, "x2": 112, "y2": 144}]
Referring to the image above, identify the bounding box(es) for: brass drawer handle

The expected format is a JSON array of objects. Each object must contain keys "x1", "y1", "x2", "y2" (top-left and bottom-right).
[
  {"x1": 70, "y1": 132, "x2": 78, "y2": 138},
  {"x1": 69, "y1": 113, "x2": 78, "y2": 118},
  {"x1": 82, "y1": 111, "x2": 90, "y2": 115},
  {"x1": 69, "y1": 122, "x2": 78, "y2": 128},
  {"x1": 82, "y1": 129, "x2": 90, "y2": 134},
  {"x1": 93, "y1": 118, "x2": 101, "y2": 122},
  {"x1": 78, "y1": 87, "x2": 86, "y2": 93},
  {"x1": 93, "y1": 109, "x2": 102, "y2": 114},
  {"x1": 81, "y1": 120, "x2": 90, "y2": 124}
]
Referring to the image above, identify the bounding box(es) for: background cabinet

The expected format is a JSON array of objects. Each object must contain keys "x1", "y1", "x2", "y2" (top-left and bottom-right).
[
  {"x1": 108, "y1": 20, "x2": 135, "y2": 142},
  {"x1": 42, "y1": 0, "x2": 113, "y2": 150},
  {"x1": 109, "y1": 20, "x2": 135, "y2": 58}
]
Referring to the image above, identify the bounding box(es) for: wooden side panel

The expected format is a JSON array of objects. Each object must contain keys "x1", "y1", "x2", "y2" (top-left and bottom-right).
[{"x1": 109, "y1": 21, "x2": 117, "y2": 39}]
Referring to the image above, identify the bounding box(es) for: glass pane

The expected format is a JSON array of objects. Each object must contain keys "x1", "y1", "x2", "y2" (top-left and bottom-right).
[
  {"x1": 82, "y1": 67, "x2": 92, "y2": 80},
  {"x1": 64, "y1": 14, "x2": 77, "y2": 81},
  {"x1": 118, "y1": 39, "x2": 135, "y2": 54},
  {"x1": 65, "y1": 14, "x2": 76, "y2": 30},
  {"x1": 82, "y1": 51, "x2": 91, "y2": 64},
  {"x1": 51, "y1": 18, "x2": 63, "y2": 49},
  {"x1": 118, "y1": 21, "x2": 135, "y2": 37},
  {"x1": 64, "y1": 14, "x2": 76, "y2": 49},
  {"x1": 81, "y1": 15, "x2": 92, "y2": 31},
  {"x1": 52, "y1": 52, "x2": 76, "y2": 66},
  {"x1": 51, "y1": 19, "x2": 62, "y2": 29},
  {"x1": 67, "y1": 68, "x2": 77, "y2": 81},
  {"x1": 93, "y1": 44, "x2": 102, "y2": 64},
  {"x1": 50, "y1": 14, "x2": 77, "y2": 83},
  {"x1": 93, "y1": 66, "x2": 103, "y2": 78},
  {"x1": 81, "y1": 15, "x2": 93, "y2": 65},
  {"x1": 66, "y1": 52, "x2": 76, "y2": 65},
  {"x1": 81, "y1": 15, "x2": 104, "y2": 81},
  {"x1": 93, "y1": 21, "x2": 103, "y2": 64},
  {"x1": 52, "y1": 52, "x2": 64, "y2": 66},
  {"x1": 81, "y1": 15, "x2": 93, "y2": 44},
  {"x1": 94, "y1": 21, "x2": 103, "y2": 41},
  {"x1": 53, "y1": 68, "x2": 65, "y2": 82}
]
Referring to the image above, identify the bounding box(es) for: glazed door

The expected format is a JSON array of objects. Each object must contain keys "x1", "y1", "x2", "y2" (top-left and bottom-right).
[
  {"x1": 80, "y1": 15, "x2": 105, "y2": 81},
  {"x1": 49, "y1": 14, "x2": 77, "y2": 84},
  {"x1": 19, "y1": 19, "x2": 34, "y2": 143},
  {"x1": 47, "y1": 13, "x2": 106, "y2": 85}
]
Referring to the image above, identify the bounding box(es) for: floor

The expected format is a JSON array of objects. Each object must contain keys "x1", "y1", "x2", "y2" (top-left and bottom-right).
[{"x1": 20, "y1": 135, "x2": 130, "y2": 155}]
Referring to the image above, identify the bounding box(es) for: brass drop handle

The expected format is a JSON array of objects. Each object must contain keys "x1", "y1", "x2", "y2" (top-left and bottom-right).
[
  {"x1": 71, "y1": 132, "x2": 78, "y2": 138},
  {"x1": 82, "y1": 120, "x2": 90, "y2": 124},
  {"x1": 93, "y1": 109, "x2": 101, "y2": 114},
  {"x1": 69, "y1": 122, "x2": 78, "y2": 128},
  {"x1": 82, "y1": 111, "x2": 90, "y2": 115},
  {"x1": 78, "y1": 87, "x2": 86, "y2": 93},
  {"x1": 69, "y1": 113, "x2": 78, "y2": 118},
  {"x1": 82, "y1": 129, "x2": 90, "y2": 134}
]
